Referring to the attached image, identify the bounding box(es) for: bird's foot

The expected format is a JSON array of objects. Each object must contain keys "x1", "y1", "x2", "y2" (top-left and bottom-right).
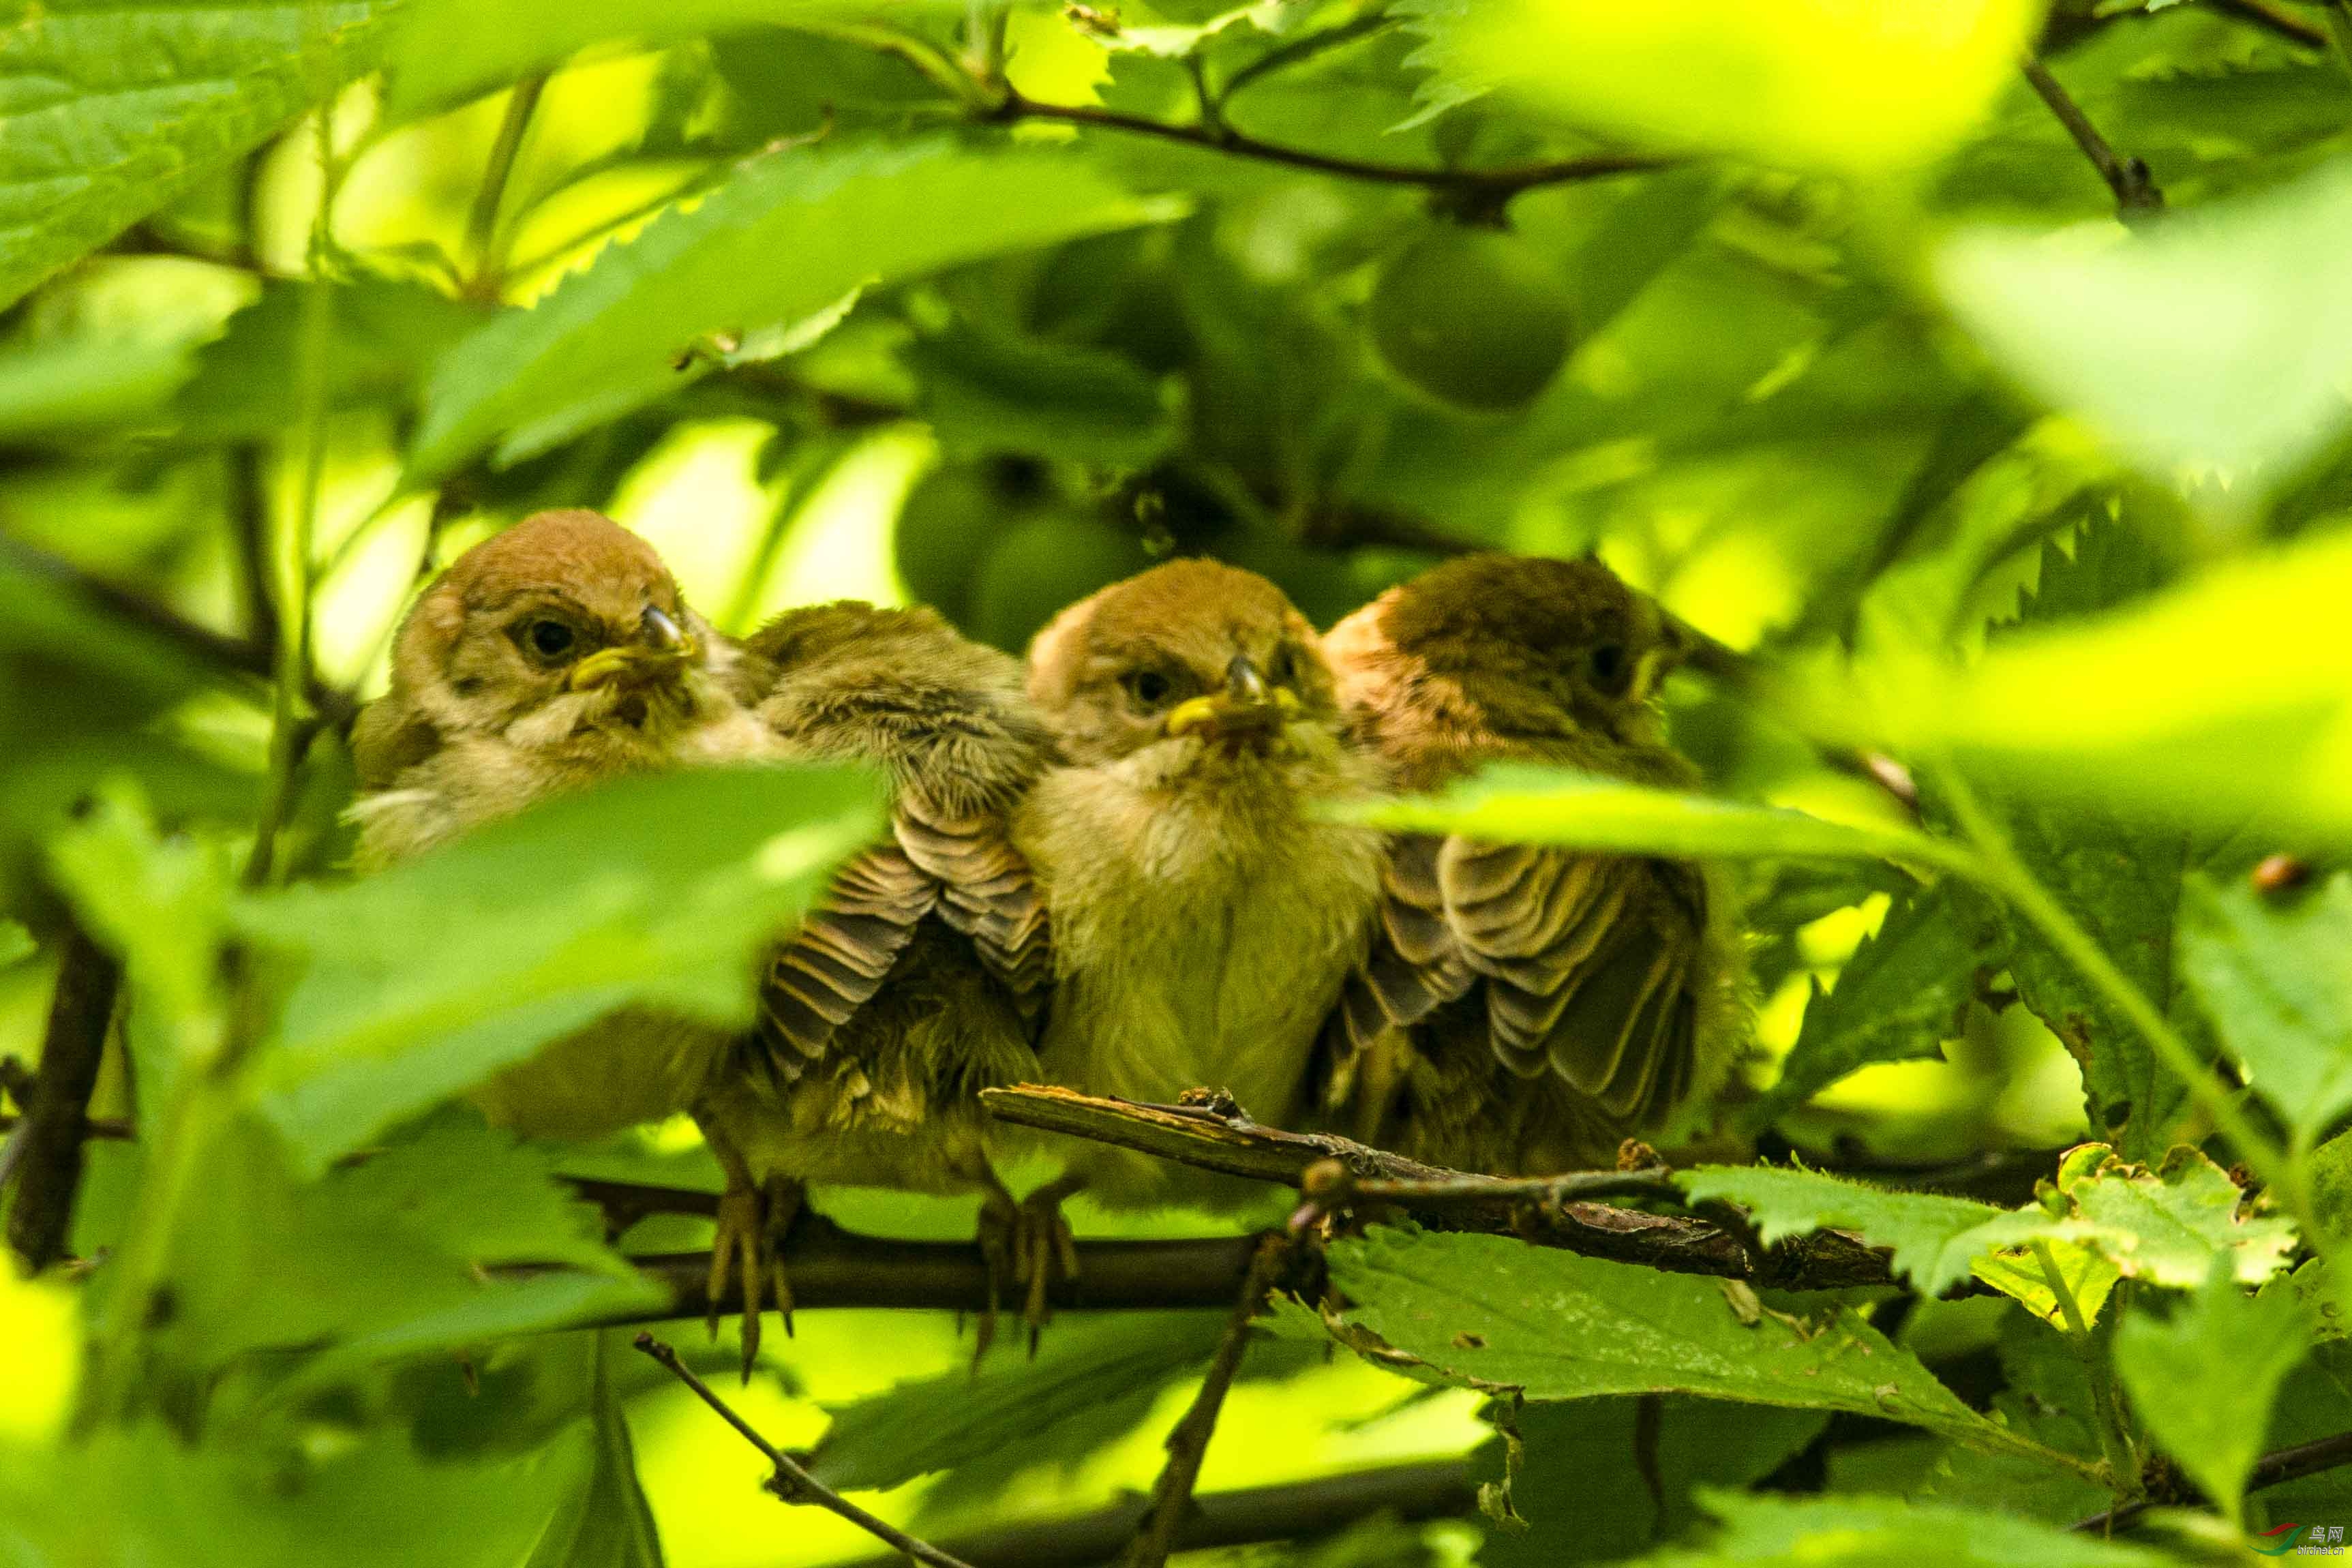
[
  {"x1": 977, "y1": 1175, "x2": 1083, "y2": 1363},
  {"x1": 705, "y1": 1173, "x2": 802, "y2": 1381}
]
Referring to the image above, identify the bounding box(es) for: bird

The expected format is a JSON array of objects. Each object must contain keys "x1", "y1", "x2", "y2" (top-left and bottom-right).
[
  {"x1": 1315, "y1": 552, "x2": 1746, "y2": 1175},
  {"x1": 348, "y1": 507, "x2": 779, "y2": 1142},
  {"x1": 1012, "y1": 558, "x2": 1387, "y2": 1216},
  {"x1": 693, "y1": 600, "x2": 1057, "y2": 1360}
]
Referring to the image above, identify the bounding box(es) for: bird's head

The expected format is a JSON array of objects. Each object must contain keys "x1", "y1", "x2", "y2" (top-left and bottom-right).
[
  {"x1": 1027, "y1": 559, "x2": 1342, "y2": 773},
  {"x1": 387, "y1": 509, "x2": 719, "y2": 746},
  {"x1": 1327, "y1": 553, "x2": 1695, "y2": 759},
  {"x1": 746, "y1": 599, "x2": 1050, "y2": 816}
]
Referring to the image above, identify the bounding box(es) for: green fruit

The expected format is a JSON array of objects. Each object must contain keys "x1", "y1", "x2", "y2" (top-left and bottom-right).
[
  {"x1": 969, "y1": 514, "x2": 1152, "y2": 654},
  {"x1": 892, "y1": 464, "x2": 1008, "y2": 622},
  {"x1": 1368, "y1": 226, "x2": 1577, "y2": 412}
]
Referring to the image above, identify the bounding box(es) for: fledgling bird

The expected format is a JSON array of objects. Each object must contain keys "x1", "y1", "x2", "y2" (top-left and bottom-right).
[
  {"x1": 350, "y1": 508, "x2": 778, "y2": 1141},
  {"x1": 1013, "y1": 559, "x2": 1387, "y2": 1216},
  {"x1": 1317, "y1": 553, "x2": 1745, "y2": 1174},
  {"x1": 695, "y1": 601, "x2": 1056, "y2": 1359}
]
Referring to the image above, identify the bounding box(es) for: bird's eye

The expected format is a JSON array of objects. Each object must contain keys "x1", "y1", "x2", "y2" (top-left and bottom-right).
[
  {"x1": 1123, "y1": 669, "x2": 1173, "y2": 710},
  {"x1": 527, "y1": 620, "x2": 576, "y2": 659},
  {"x1": 1268, "y1": 646, "x2": 1297, "y2": 687},
  {"x1": 1588, "y1": 642, "x2": 1631, "y2": 696}
]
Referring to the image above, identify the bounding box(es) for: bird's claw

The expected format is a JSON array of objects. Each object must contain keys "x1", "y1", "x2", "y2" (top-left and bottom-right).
[
  {"x1": 976, "y1": 1179, "x2": 1083, "y2": 1366},
  {"x1": 706, "y1": 1175, "x2": 801, "y2": 1381}
]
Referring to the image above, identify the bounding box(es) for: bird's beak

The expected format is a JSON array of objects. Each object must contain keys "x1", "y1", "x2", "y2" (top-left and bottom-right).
[
  {"x1": 1162, "y1": 654, "x2": 1301, "y2": 745},
  {"x1": 1655, "y1": 607, "x2": 1743, "y2": 689},
  {"x1": 566, "y1": 607, "x2": 702, "y2": 692}
]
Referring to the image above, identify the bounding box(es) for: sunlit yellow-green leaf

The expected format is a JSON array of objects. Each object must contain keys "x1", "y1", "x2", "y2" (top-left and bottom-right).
[
  {"x1": 411, "y1": 139, "x2": 1186, "y2": 479},
  {"x1": 1938, "y1": 160, "x2": 2352, "y2": 497},
  {"x1": 1339, "y1": 764, "x2": 1951, "y2": 865},
  {"x1": 1822, "y1": 529, "x2": 2352, "y2": 836},
  {"x1": 1400, "y1": 0, "x2": 2045, "y2": 174},
  {"x1": 386, "y1": 0, "x2": 957, "y2": 116}
]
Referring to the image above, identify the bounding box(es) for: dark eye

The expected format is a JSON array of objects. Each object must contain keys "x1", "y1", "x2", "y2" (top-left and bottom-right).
[
  {"x1": 1588, "y1": 643, "x2": 1630, "y2": 696},
  {"x1": 527, "y1": 620, "x2": 576, "y2": 659},
  {"x1": 1124, "y1": 669, "x2": 1172, "y2": 710},
  {"x1": 1268, "y1": 646, "x2": 1297, "y2": 687}
]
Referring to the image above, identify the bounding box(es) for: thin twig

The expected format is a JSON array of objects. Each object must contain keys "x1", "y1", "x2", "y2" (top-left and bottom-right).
[
  {"x1": 0, "y1": 1114, "x2": 133, "y2": 1141},
  {"x1": 823, "y1": 1459, "x2": 1476, "y2": 1568},
  {"x1": 0, "y1": 534, "x2": 273, "y2": 685},
  {"x1": 1218, "y1": 11, "x2": 1393, "y2": 103},
  {"x1": 2019, "y1": 59, "x2": 2163, "y2": 219},
  {"x1": 633, "y1": 1331, "x2": 980, "y2": 1568},
  {"x1": 463, "y1": 74, "x2": 547, "y2": 299},
  {"x1": 248, "y1": 100, "x2": 341, "y2": 889},
  {"x1": 2214, "y1": 0, "x2": 2330, "y2": 48},
  {"x1": 4, "y1": 924, "x2": 121, "y2": 1271},
  {"x1": 1124, "y1": 1235, "x2": 1292, "y2": 1568},
  {"x1": 2072, "y1": 1426, "x2": 2352, "y2": 1535},
  {"x1": 986, "y1": 89, "x2": 1672, "y2": 200},
  {"x1": 224, "y1": 444, "x2": 280, "y2": 659}
]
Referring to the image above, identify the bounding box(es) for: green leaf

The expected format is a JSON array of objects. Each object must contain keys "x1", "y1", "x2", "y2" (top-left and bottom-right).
[
  {"x1": 1323, "y1": 1228, "x2": 2042, "y2": 1464},
  {"x1": 1477, "y1": 1398, "x2": 1826, "y2": 1564},
  {"x1": 0, "y1": 0, "x2": 402, "y2": 312},
  {"x1": 1819, "y1": 526, "x2": 2352, "y2": 839},
  {"x1": 1957, "y1": 521, "x2": 2201, "y2": 1158},
  {"x1": 0, "y1": 918, "x2": 33, "y2": 970},
  {"x1": 812, "y1": 1312, "x2": 1228, "y2": 1494},
  {"x1": 907, "y1": 318, "x2": 1180, "y2": 468},
  {"x1": 1678, "y1": 1165, "x2": 2055, "y2": 1298},
  {"x1": 1918, "y1": 1311, "x2": 2111, "y2": 1524},
  {"x1": 524, "y1": 1333, "x2": 666, "y2": 1568},
  {"x1": 2180, "y1": 871, "x2": 2352, "y2": 1146},
  {"x1": 1936, "y1": 157, "x2": 2352, "y2": 498},
  {"x1": 46, "y1": 785, "x2": 235, "y2": 1107},
  {"x1": 152, "y1": 1111, "x2": 660, "y2": 1398},
  {"x1": 1398, "y1": 0, "x2": 2043, "y2": 175},
  {"x1": 1749, "y1": 881, "x2": 1978, "y2": 1127},
  {"x1": 0, "y1": 1417, "x2": 595, "y2": 1568},
  {"x1": 385, "y1": 0, "x2": 954, "y2": 117},
  {"x1": 2115, "y1": 1271, "x2": 2310, "y2": 1524},
  {"x1": 1340, "y1": 766, "x2": 1948, "y2": 865},
  {"x1": 2063, "y1": 1143, "x2": 2297, "y2": 1289},
  {"x1": 410, "y1": 139, "x2": 1187, "y2": 479},
  {"x1": 1686, "y1": 1145, "x2": 2293, "y2": 1321},
  {"x1": 1629, "y1": 1490, "x2": 2176, "y2": 1567},
  {"x1": 235, "y1": 766, "x2": 881, "y2": 1174},
  {"x1": 174, "y1": 277, "x2": 489, "y2": 440}
]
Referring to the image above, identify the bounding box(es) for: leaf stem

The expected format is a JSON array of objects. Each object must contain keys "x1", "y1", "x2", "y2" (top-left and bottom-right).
[
  {"x1": 462, "y1": 74, "x2": 546, "y2": 299},
  {"x1": 2032, "y1": 1239, "x2": 2137, "y2": 1498},
  {"x1": 1931, "y1": 766, "x2": 2312, "y2": 1233}
]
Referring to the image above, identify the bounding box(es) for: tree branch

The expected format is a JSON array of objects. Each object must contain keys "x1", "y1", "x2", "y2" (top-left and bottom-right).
[
  {"x1": 821, "y1": 1459, "x2": 1478, "y2": 1568},
  {"x1": 2214, "y1": 0, "x2": 2330, "y2": 48},
  {"x1": 985, "y1": 89, "x2": 1672, "y2": 202},
  {"x1": 2019, "y1": 59, "x2": 2163, "y2": 220},
  {"x1": 2072, "y1": 1426, "x2": 2352, "y2": 1535},
  {"x1": 580, "y1": 1218, "x2": 1265, "y2": 1323},
  {"x1": 981, "y1": 1087, "x2": 1901, "y2": 1291},
  {"x1": 634, "y1": 1331, "x2": 979, "y2": 1568},
  {"x1": 5, "y1": 923, "x2": 121, "y2": 1272},
  {"x1": 1125, "y1": 1234, "x2": 1292, "y2": 1568}
]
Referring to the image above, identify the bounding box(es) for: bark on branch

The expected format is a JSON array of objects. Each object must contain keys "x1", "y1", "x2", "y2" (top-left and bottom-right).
[
  {"x1": 5, "y1": 924, "x2": 121, "y2": 1272},
  {"x1": 980, "y1": 1086, "x2": 1901, "y2": 1292},
  {"x1": 818, "y1": 1459, "x2": 1478, "y2": 1568}
]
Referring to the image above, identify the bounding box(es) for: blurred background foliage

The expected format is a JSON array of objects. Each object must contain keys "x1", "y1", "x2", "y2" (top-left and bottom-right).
[{"x1": 9, "y1": 0, "x2": 2352, "y2": 1564}]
